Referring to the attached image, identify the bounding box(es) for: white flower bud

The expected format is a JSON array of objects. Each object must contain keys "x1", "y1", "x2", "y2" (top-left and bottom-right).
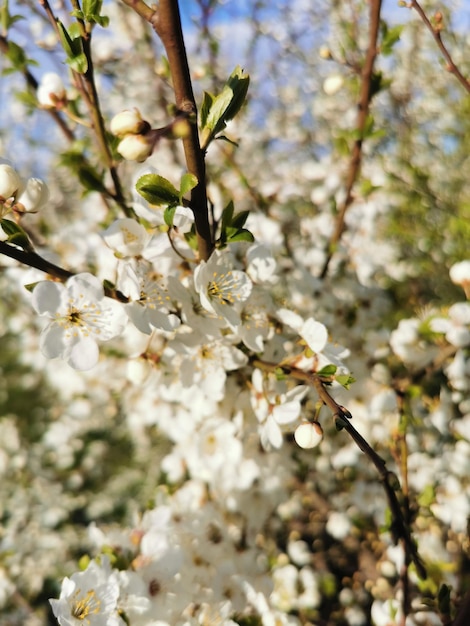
[
  {"x1": 16, "y1": 178, "x2": 49, "y2": 212},
  {"x1": 294, "y1": 421, "x2": 323, "y2": 449},
  {"x1": 450, "y1": 260, "x2": 470, "y2": 299},
  {"x1": 323, "y1": 74, "x2": 344, "y2": 95},
  {"x1": 117, "y1": 133, "x2": 155, "y2": 162},
  {"x1": 37, "y1": 72, "x2": 66, "y2": 108},
  {"x1": 110, "y1": 109, "x2": 148, "y2": 137},
  {"x1": 0, "y1": 164, "x2": 22, "y2": 200},
  {"x1": 450, "y1": 261, "x2": 470, "y2": 286}
]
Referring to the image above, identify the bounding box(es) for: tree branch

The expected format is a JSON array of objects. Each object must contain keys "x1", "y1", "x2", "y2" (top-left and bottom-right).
[
  {"x1": 0, "y1": 241, "x2": 128, "y2": 301},
  {"x1": 252, "y1": 358, "x2": 427, "y2": 580},
  {"x1": 121, "y1": 0, "x2": 213, "y2": 261},
  {"x1": 409, "y1": 1, "x2": 470, "y2": 95},
  {"x1": 320, "y1": 0, "x2": 382, "y2": 278}
]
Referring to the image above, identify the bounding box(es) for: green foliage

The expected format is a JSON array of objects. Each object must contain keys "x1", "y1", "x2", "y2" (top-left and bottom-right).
[
  {"x1": 71, "y1": 0, "x2": 109, "y2": 28},
  {"x1": 136, "y1": 173, "x2": 180, "y2": 206},
  {"x1": 200, "y1": 65, "x2": 250, "y2": 149},
  {"x1": 59, "y1": 144, "x2": 107, "y2": 195},
  {"x1": 0, "y1": 219, "x2": 34, "y2": 252},
  {"x1": 56, "y1": 19, "x2": 88, "y2": 74},
  {"x1": 0, "y1": 0, "x2": 23, "y2": 32},
  {"x1": 216, "y1": 200, "x2": 254, "y2": 247},
  {"x1": 380, "y1": 21, "x2": 403, "y2": 56},
  {"x1": 136, "y1": 173, "x2": 198, "y2": 227},
  {"x1": 1, "y1": 40, "x2": 37, "y2": 75}
]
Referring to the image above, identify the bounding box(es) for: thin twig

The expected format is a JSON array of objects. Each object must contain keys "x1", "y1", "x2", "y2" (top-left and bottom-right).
[
  {"x1": 409, "y1": 1, "x2": 470, "y2": 95},
  {"x1": 252, "y1": 357, "x2": 427, "y2": 580},
  {"x1": 319, "y1": 0, "x2": 382, "y2": 279}
]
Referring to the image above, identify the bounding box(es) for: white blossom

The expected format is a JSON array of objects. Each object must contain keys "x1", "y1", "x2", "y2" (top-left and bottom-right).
[
  {"x1": 194, "y1": 251, "x2": 252, "y2": 328},
  {"x1": 49, "y1": 557, "x2": 124, "y2": 626},
  {"x1": 32, "y1": 273, "x2": 127, "y2": 370}
]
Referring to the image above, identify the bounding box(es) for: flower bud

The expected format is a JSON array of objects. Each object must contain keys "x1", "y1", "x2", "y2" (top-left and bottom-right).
[
  {"x1": 323, "y1": 74, "x2": 344, "y2": 95},
  {"x1": 0, "y1": 164, "x2": 22, "y2": 200},
  {"x1": 16, "y1": 178, "x2": 49, "y2": 213},
  {"x1": 117, "y1": 133, "x2": 155, "y2": 162},
  {"x1": 450, "y1": 260, "x2": 470, "y2": 298},
  {"x1": 37, "y1": 73, "x2": 66, "y2": 108},
  {"x1": 294, "y1": 421, "x2": 323, "y2": 449},
  {"x1": 110, "y1": 109, "x2": 149, "y2": 137}
]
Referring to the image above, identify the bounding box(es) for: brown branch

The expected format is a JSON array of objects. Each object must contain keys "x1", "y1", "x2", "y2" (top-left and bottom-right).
[
  {"x1": 0, "y1": 241, "x2": 128, "y2": 301},
  {"x1": 121, "y1": 0, "x2": 213, "y2": 261},
  {"x1": 252, "y1": 358, "x2": 427, "y2": 580},
  {"x1": 320, "y1": 0, "x2": 382, "y2": 279},
  {"x1": 409, "y1": 1, "x2": 470, "y2": 95}
]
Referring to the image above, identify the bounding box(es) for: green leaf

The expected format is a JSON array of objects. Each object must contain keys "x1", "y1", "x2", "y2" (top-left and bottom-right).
[
  {"x1": 317, "y1": 364, "x2": 337, "y2": 377},
  {"x1": 200, "y1": 91, "x2": 214, "y2": 130},
  {"x1": 56, "y1": 20, "x2": 88, "y2": 74},
  {"x1": 381, "y1": 23, "x2": 403, "y2": 56},
  {"x1": 179, "y1": 173, "x2": 198, "y2": 203},
  {"x1": 201, "y1": 66, "x2": 249, "y2": 146},
  {"x1": 437, "y1": 584, "x2": 452, "y2": 615},
  {"x1": 81, "y1": 0, "x2": 109, "y2": 26},
  {"x1": 1, "y1": 0, "x2": 23, "y2": 31},
  {"x1": 220, "y1": 200, "x2": 235, "y2": 233},
  {"x1": 226, "y1": 229, "x2": 254, "y2": 243},
  {"x1": 2, "y1": 41, "x2": 36, "y2": 73},
  {"x1": 223, "y1": 65, "x2": 250, "y2": 121},
  {"x1": 231, "y1": 210, "x2": 249, "y2": 229},
  {"x1": 136, "y1": 174, "x2": 180, "y2": 206},
  {"x1": 164, "y1": 205, "x2": 177, "y2": 227},
  {"x1": 336, "y1": 374, "x2": 356, "y2": 389},
  {"x1": 1, "y1": 219, "x2": 34, "y2": 252},
  {"x1": 77, "y1": 165, "x2": 106, "y2": 194}
]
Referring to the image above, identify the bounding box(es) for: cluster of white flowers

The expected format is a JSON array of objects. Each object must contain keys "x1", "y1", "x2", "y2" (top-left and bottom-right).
[{"x1": 1, "y1": 2, "x2": 470, "y2": 626}]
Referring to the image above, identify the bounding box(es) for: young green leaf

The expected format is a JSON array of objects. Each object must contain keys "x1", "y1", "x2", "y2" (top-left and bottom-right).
[
  {"x1": 201, "y1": 66, "x2": 249, "y2": 147},
  {"x1": 226, "y1": 229, "x2": 254, "y2": 243},
  {"x1": 136, "y1": 174, "x2": 180, "y2": 206},
  {"x1": 179, "y1": 173, "x2": 198, "y2": 203},
  {"x1": 1, "y1": 219, "x2": 34, "y2": 252},
  {"x1": 164, "y1": 205, "x2": 177, "y2": 227},
  {"x1": 317, "y1": 364, "x2": 337, "y2": 377}
]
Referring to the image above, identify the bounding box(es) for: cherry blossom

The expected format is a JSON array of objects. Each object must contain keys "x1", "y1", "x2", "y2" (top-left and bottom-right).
[
  {"x1": 49, "y1": 557, "x2": 124, "y2": 626},
  {"x1": 31, "y1": 273, "x2": 127, "y2": 370}
]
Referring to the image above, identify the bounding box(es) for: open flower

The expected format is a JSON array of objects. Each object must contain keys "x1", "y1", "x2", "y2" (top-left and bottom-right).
[
  {"x1": 194, "y1": 251, "x2": 252, "y2": 328},
  {"x1": 32, "y1": 273, "x2": 127, "y2": 370},
  {"x1": 50, "y1": 556, "x2": 124, "y2": 626}
]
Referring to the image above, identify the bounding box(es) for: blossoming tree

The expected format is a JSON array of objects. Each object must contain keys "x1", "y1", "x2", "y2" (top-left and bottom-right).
[{"x1": 0, "y1": 0, "x2": 469, "y2": 625}]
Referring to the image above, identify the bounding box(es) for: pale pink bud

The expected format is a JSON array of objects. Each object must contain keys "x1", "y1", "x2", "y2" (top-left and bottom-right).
[{"x1": 110, "y1": 109, "x2": 148, "y2": 137}]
